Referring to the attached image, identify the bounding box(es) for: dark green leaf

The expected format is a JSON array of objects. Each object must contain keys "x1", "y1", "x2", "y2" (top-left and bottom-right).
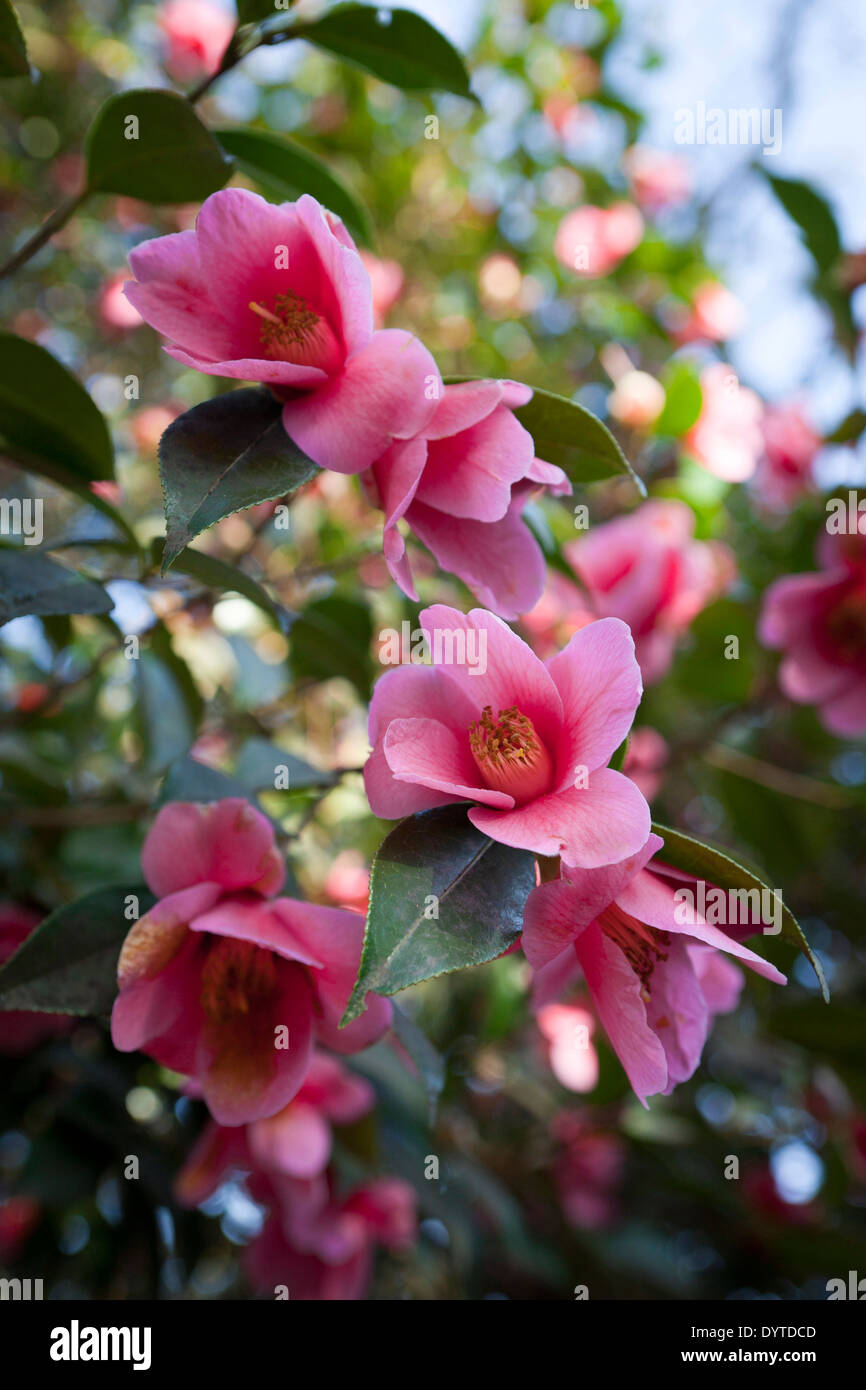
[
  {"x1": 651, "y1": 821, "x2": 828, "y2": 1001},
  {"x1": 0, "y1": 0, "x2": 28, "y2": 78},
  {"x1": 85, "y1": 89, "x2": 233, "y2": 202},
  {"x1": 215, "y1": 126, "x2": 372, "y2": 244},
  {"x1": 234, "y1": 736, "x2": 334, "y2": 792},
  {"x1": 136, "y1": 625, "x2": 202, "y2": 772},
  {"x1": 150, "y1": 538, "x2": 293, "y2": 633},
  {"x1": 159, "y1": 388, "x2": 320, "y2": 571},
  {"x1": 763, "y1": 171, "x2": 841, "y2": 272},
  {"x1": 156, "y1": 755, "x2": 247, "y2": 806},
  {"x1": 236, "y1": 0, "x2": 279, "y2": 23},
  {"x1": 390, "y1": 1001, "x2": 445, "y2": 1126},
  {"x1": 291, "y1": 4, "x2": 474, "y2": 99},
  {"x1": 608, "y1": 735, "x2": 628, "y2": 772},
  {"x1": 0, "y1": 549, "x2": 113, "y2": 625},
  {"x1": 825, "y1": 408, "x2": 866, "y2": 445},
  {"x1": 342, "y1": 805, "x2": 536, "y2": 1024},
  {"x1": 0, "y1": 334, "x2": 114, "y2": 481},
  {"x1": 0, "y1": 884, "x2": 154, "y2": 1015},
  {"x1": 290, "y1": 593, "x2": 372, "y2": 696}
]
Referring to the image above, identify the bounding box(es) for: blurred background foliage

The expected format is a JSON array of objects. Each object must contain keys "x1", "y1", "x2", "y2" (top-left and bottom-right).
[{"x1": 1, "y1": 0, "x2": 865, "y2": 1300}]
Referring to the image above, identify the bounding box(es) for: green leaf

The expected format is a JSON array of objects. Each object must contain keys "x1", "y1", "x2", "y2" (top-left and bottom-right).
[
  {"x1": 215, "y1": 127, "x2": 372, "y2": 245},
  {"x1": 85, "y1": 89, "x2": 233, "y2": 202},
  {"x1": 290, "y1": 593, "x2": 372, "y2": 696},
  {"x1": 0, "y1": 334, "x2": 114, "y2": 482},
  {"x1": 234, "y1": 736, "x2": 334, "y2": 792},
  {"x1": 159, "y1": 388, "x2": 320, "y2": 571},
  {"x1": 236, "y1": 0, "x2": 280, "y2": 23},
  {"x1": 0, "y1": 0, "x2": 28, "y2": 78},
  {"x1": 290, "y1": 4, "x2": 474, "y2": 98},
  {"x1": 149, "y1": 538, "x2": 293, "y2": 633},
  {"x1": 0, "y1": 884, "x2": 154, "y2": 1016},
  {"x1": 762, "y1": 171, "x2": 841, "y2": 272},
  {"x1": 136, "y1": 625, "x2": 202, "y2": 772},
  {"x1": 445, "y1": 377, "x2": 644, "y2": 493},
  {"x1": 157, "y1": 755, "x2": 247, "y2": 806},
  {"x1": 655, "y1": 361, "x2": 702, "y2": 437},
  {"x1": 342, "y1": 805, "x2": 536, "y2": 1024},
  {"x1": 390, "y1": 1001, "x2": 445, "y2": 1126},
  {"x1": 515, "y1": 386, "x2": 644, "y2": 492},
  {"x1": 0, "y1": 549, "x2": 113, "y2": 625},
  {"x1": 651, "y1": 822, "x2": 829, "y2": 1001},
  {"x1": 825, "y1": 408, "x2": 866, "y2": 445},
  {"x1": 608, "y1": 735, "x2": 628, "y2": 772}
]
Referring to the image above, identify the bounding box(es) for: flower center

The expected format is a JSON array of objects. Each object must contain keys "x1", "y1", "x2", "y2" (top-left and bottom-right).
[
  {"x1": 827, "y1": 586, "x2": 866, "y2": 664},
  {"x1": 600, "y1": 902, "x2": 671, "y2": 1000},
  {"x1": 468, "y1": 704, "x2": 554, "y2": 803},
  {"x1": 200, "y1": 936, "x2": 279, "y2": 1025},
  {"x1": 249, "y1": 293, "x2": 341, "y2": 371}
]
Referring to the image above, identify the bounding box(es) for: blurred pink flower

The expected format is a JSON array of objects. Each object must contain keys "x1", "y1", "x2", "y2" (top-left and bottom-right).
[
  {"x1": 684, "y1": 363, "x2": 764, "y2": 481},
  {"x1": 673, "y1": 283, "x2": 745, "y2": 344},
  {"x1": 0, "y1": 1195, "x2": 41, "y2": 1264},
  {"x1": 365, "y1": 379, "x2": 570, "y2": 619},
  {"x1": 753, "y1": 402, "x2": 820, "y2": 511},
  {"x1": 607, "y1": 369, "x2": 666, "y2": 429},
  {"x1": 157, "y1": 0, "x2": 235, "y2": 82},
  {"x1": 364, "y1": 604, "x2": 650, "y2": 869},
  {"x1": 0, "y1": 904, "x2": 71, "y2": 1054},
  {"x1": 521, "y1": 571, "x2": 596, "y2": 663},
  {"x1": 623, "y1": 726, "x2": 669, "y2": 801},
  {"x1": 359, "y1": 251, "x2": 404, "y2": 328},
  {"x1": 130, "y1": 403, "x2": 184, "y2": 455},
  {"x1": 245, "y1": 1172, "x2": 416, "y2": 1300},
  {"x1": 759, "y1": 530, "x2": 866, "y2": 737},
  {"x1": 536, "y1": 1002, "x2": 598, "y2": 1092},
  {"x1": 623, "y1": 146, "x2": 691, "y2": 214},
  {"x1": 564, "y1": 499, "x2": 735, "y2": 684},
  {"x1": 551, "y1": 1113, "x2": 625, "y2": 1229},
  {"x1": 99, "y1": 272, "x2": 144, "y2": 333},
  {"x1": 111, "y1": 799, "x2": 391, "y2": 1125},
  {"x1": 125, "y1": 189, "x2": 439, "y2": 474},
  {"x1": 522, "y1": 834, "x2": 785, "y2": 1104},
  {"x1": 323, "y1": 850, "x2": 370, "y2": 913},
  {"x1": 176, "y1": 1051, "x2": 376, "y2": 1201},
  {"x1": 554, "y1": 203, "x2": 644, "y2": 278}
]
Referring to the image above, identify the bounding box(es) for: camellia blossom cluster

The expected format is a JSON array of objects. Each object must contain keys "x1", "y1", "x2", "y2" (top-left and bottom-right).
[
  {"x1": 124, "y1": 188, "x2": 571, "y2": 619},
  {"x1": 524, "y1": 499, "x2": 734, "y2": 685},
  {"x1": 759, "y1": 529, "x2": 866, "y2": 737}
]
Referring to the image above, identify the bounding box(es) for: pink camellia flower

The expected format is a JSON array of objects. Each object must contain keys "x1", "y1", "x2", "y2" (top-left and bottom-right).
[
  {"x1": 111, "y1": 799, "x2": 391, "y2": 1125},
  {"x1": 623, "y1": 726, "x2": 669, "y2": 802},
  {"x1": 522, "y1": 834, "x2": 785, "y2": 1104},
  {"x1": 554, "y1": 203, "x2": 644, "y2": 278},
  {"x1": 364, "y1": 604, "x2": 650, "y2": 868},
  {"x1": 176, "y1": 1052, "x2": 375, "y2": 1202},
  {"x1": 245, "y1": 1172, "x2": 416, "y2": 1301},
  {"x1": 364, "y1": 379, "x2": 571, "y2": 620},
  {"x1": 359, "y1": 251, "x2": 404, "y2": 328},
  {"x1": 758, "y1": 530, "x2": 866, "y2": 737},
  {"x1": 753, "y1": 403, "x2": 820, "y2": 512},
  {"x1": 0, "y1": 904, "x2": 71, "y2": 1054},
  {"x1": 551, "y1": 1113, "x2": 625, "y2": 1229},
  {"x1": 684, "y1": 363, "x2": 764, "y2": 482},
  {"x1": 323, "y1": 850, "x2": 370, "y2": 913},
  {"x1": 564, "y1": 499, "x2": 734, "y2": 684},
  {"x1": 124, "y1": 189, "x2": 439, "y2": 475},
  {"x1": 157, "y1": 0, "x2": 235, "y2": 82},
  {"x1": 623, "y1": 146, "x2": 691, "y2": 215},
  {"x1": 536, "y1": 1002, "x2": 598, "y2": 1092},
  {"x1": 672, "y1": 282, "x2": 745, "y2": 344}
]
